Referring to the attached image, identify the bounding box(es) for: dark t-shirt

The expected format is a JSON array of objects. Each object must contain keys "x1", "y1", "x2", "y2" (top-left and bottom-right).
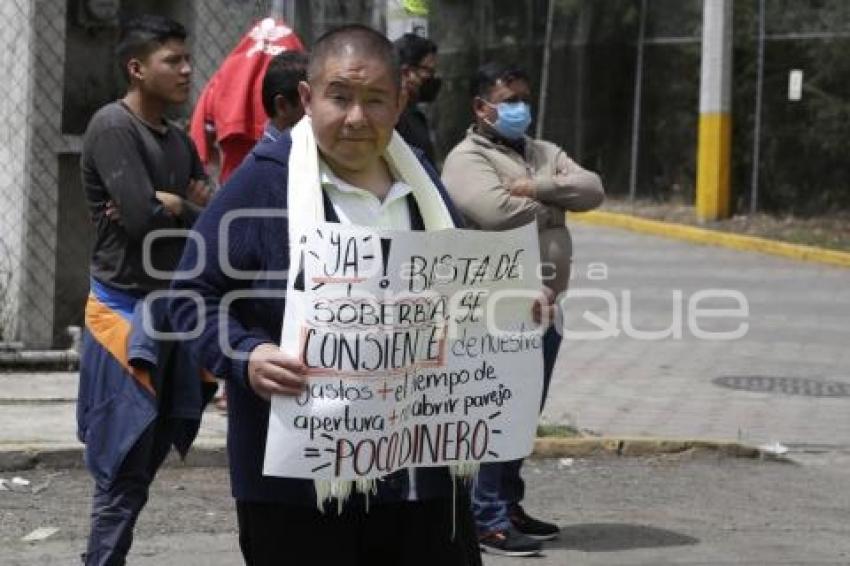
[
  {"x1": 82, "y1": 101, "x2": 205, "y2": 294},
  {"x1": 396, "y1": 104, "x2": 437, "y2": 166}
]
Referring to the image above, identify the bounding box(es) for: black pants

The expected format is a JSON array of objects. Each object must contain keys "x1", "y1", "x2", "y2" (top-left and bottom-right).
[
  {"x1": 236, "y1": 493, "x2": 483, "y2": 566},
  {"x1": 83, "y1": 339, "x2": 178, "y2": 566},
  {"x1": 84, "y1": 416, "x2": 173, "y2": 565}
]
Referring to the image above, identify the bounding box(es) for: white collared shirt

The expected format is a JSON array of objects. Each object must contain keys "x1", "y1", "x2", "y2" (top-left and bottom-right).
[
  {"x1": 319, "y1": 162, "x2": 419, "y2": 499},
  {"x1": 320, "y1": 164, "x2": 413, "y2": 229}
]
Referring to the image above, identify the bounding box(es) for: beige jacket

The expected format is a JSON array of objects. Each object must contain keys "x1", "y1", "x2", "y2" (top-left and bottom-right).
[{"x1": 441, "y1": 126, "x2": 604, "y2": 295}]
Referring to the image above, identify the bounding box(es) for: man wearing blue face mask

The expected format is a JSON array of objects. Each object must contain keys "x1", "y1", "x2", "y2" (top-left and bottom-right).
[{"x1": 442, "y1": 62, "x2": 604, "y2": 557}]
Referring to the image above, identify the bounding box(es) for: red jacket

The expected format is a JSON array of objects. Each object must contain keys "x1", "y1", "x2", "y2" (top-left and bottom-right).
[{"x1": 190, "y1": 18, "x2": 304, "y2": 183}]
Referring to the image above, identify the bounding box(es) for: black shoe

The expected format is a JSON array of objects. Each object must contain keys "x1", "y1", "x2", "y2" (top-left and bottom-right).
[
  {"x1": 509, "y1": 504, "x2": 560, "y2": 541},
  {"x1": 478, "y1": 526, "x2": 542, "y2": 557}
]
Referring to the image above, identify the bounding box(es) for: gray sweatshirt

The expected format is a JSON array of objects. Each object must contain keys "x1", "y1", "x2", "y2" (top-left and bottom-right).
[
  {"x1": 81, "y1": 101, "x2": 204, "y2": 293},
  {"x1": 442, "y1": 126, "x2": 604, "y2": 295}
]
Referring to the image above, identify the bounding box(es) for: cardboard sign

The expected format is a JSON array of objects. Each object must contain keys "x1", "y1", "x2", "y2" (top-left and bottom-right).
[{"x1": 263, "y1": 222, "x2": 544, "y2": 480}]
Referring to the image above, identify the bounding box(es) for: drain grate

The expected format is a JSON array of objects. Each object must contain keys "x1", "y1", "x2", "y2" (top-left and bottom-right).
[{"x1": 712, "y1": 375, "x2": 850, "y2": 398}]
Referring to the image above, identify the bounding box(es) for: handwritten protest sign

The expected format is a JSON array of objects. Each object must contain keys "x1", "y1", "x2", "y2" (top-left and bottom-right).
[{"x1": 263, "y1": 222, "x2": 544, "y2": 481}]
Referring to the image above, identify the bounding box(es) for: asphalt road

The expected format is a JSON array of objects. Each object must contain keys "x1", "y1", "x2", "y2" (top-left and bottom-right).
[{"x1": 3, "y1": 451, "x2": 850, "y2": 565}]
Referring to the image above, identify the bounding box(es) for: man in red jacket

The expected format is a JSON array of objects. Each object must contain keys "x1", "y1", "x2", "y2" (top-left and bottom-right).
[{"x1": 190, "y1": 17, "x2": 304, "y2": 184}]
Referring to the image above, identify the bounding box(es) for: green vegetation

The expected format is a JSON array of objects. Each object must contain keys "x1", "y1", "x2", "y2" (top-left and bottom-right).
[{"x1": 536, "y1": 424, "x2": 582, "y2": 438}]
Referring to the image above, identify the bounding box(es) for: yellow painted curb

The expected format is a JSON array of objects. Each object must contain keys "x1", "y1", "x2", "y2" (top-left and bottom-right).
[
  {"x1": 0, "y1": 437, "x2": 784, "y2": 471},
  {"x1": 571, "y1": 210, "x2": 850, "y2": 269}
]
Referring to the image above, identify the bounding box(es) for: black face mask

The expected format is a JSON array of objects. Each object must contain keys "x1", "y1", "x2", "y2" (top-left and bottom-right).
[{"x1": 417, "y1": 76, "x2": 442, "y2": 103}]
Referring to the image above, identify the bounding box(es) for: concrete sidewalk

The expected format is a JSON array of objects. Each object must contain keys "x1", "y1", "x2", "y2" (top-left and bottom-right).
[
  {"x1": 1, "y1": 222, "x2": 848, "y2": 462},
  {"x1": 0, "y1": 372, "x2": 227, "y2": 465},
  {"x1": 543, "y1": 222, "x2": 850, "y2": 450}
]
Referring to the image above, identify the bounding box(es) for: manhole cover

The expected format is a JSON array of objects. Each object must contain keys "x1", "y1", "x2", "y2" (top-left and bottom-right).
[{"x1": 712, "y1": 375, "x2": 850, "y2": 398}]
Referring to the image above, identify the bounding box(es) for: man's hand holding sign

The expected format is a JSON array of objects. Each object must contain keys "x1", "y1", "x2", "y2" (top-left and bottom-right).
[{"x1": 248, "y1": 344, "x2": 308, "y2": 400}]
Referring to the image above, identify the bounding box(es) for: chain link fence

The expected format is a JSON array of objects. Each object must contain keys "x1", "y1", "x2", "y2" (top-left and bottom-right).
[
  {"x1": 188, "y1": 0, "x2": 275, "y2": 109},
  {"x1": 432, "y1": 0, "x2": 850, "y2": 215},
  {"x1": 187, "y1": 0, "x2": 381, "y2": 119},
  {"x1": 0, "y1": 0, "x2": 383, "y2": 349},
  {"x1": 5, "y1": 0, "x2": 846, "y2": 348},
  {"x1": 0, "y1": 1, "x2": 28, "y2": 345},
  {"x1": 0, "y1": 0, "x2": 65, "y2": 349}
]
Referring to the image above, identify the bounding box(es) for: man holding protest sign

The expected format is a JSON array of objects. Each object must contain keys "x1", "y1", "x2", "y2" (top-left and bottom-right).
[
  {"x1": 170, "y1": 25, "x2": 551, "y2": 565},
  {"x1": 442, "y1": 62, "x2": 605, "y2": 556}
]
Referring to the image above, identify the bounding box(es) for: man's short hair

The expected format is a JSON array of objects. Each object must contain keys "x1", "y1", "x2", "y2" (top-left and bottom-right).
[
  {"x1": 471, "y1": 62, "x2": 530, "y2": 99},
  {"x1": 116, "y1": 15, "x2": 187, "y2": 81},
  {"x1": 307, "y1": 24, "x2": 400, "y2": 91},
  {"x1": 393, "y1": 33, "x2": 437, "y2": 67},
  {"x1": 262, "y1": 50, "x2": 308, "y2": 118}
]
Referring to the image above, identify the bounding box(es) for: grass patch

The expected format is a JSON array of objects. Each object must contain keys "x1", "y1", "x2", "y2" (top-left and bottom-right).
[
  {"x1": 536, "y1": 424, "x2": 581, "y2": 438},
  {"x1": 599, "y1": 198, "x2": 850, "y2": 253}
]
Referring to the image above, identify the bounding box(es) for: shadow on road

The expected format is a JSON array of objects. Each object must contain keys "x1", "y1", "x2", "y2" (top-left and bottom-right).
[{"x1": 549, "y1": 523, "x2": 699, "y2": 552}]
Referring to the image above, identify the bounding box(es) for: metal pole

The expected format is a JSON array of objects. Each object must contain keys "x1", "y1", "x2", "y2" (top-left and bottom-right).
[
  {"x1": 695, "y1": 0, "x2": 734, "y2": 221},
  {"x1": 371, "y1": 0, "x2": 386, "y2": 33},
  {"x1": 271, "y1": 0, "x2": 294, "y2": 23},
  {"x1": 286, "y1": 1, "x2": 296, "y2": 25},
  {"x1": 270, "y1": 0, "x2": 284, "y2": 19},
  {"x1": 536, "y1": 0, "x2": 556, "y2": 139},
  {"x1": 628, "y1": 0, "x2": 647, "y2": 202},
  {"x1": 574, "y1": 4, "x2": 591, "y2": 162},
  {"x1": 750, "y1": 0, "x2": 765, "y2": 215}
]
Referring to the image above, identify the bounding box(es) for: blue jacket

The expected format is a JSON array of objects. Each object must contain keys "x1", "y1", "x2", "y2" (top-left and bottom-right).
[
  {"x1": 170, "y1": 133, "x2": 465, "y2": 505},
  {"x1": 77, "y1": 279, "x2": 215, "y2": 487}
]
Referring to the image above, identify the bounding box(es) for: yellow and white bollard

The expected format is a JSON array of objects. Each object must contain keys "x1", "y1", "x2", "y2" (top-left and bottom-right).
[{"x1": 696, "y1": 0, "x2": 733, "y2": 221}]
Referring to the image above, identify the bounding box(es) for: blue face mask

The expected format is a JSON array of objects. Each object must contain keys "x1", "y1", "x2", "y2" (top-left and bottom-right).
[{"x1": 485, "y1": 101, "x2": 532, "y2": 140}]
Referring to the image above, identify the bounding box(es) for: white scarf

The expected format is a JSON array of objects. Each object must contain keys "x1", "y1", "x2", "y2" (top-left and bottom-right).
[
  {"x1": 285, "y1": 117, "x2": 469, "y2": 512},
  {"x1": 286, "y1": 116, "x2": 455, "y2": 240}
]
